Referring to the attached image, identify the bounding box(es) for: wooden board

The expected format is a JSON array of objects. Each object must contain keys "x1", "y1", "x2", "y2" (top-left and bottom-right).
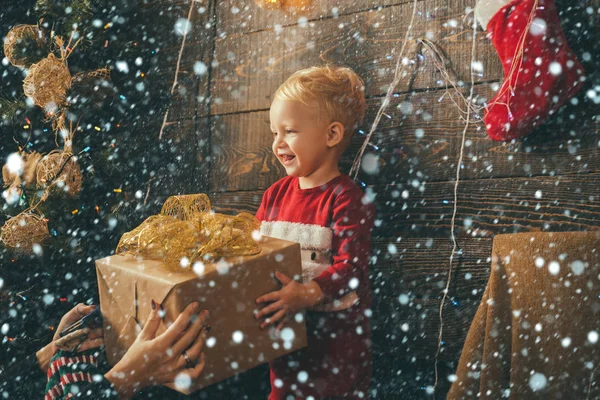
[
  {"x1": 156, "y1": 42, "x2": 212, "y2": 120},
  {"x1": 216, "y1": 0, "x2": 413, "y2": 36},
  {"x1": 211, "y1": 170, "x2": 600, "y2": 238},
  {"x1": 141, "y1": 0, "x2": 215, "y2": 120},
  {"x1": 138, "y1": 0, "x2": 215, "y2": 47},
  {"x1": 350, "y1": 87, "x2": 600, "y2": 185},
  {"x1": 370, "y1": 237, "x2": 490, "y2": 395},
  {"x1": 210, "y1": 0, "x2": 502, "y2": 114},
  {"x1": 371, "y1": 295, "x2": 482, "y2": 397},
  {"x1": 138, "y1": 117, "x2": 211, "y2": 197},
  {"x1": 207, "y1": 84, "x2": 599, "y2": 192},
  {"x1": 371, "y1": 237, "x2": 491, "y2": 300},
  {"x1": 373, "y1": 295, "x2": 482, "y2": 353},
  {"x1": 380, "y1": 173, "x2": 600, "y2": 237},
  {"x1": 208, "y1": 112, "x2": 285, "y2": 192}
]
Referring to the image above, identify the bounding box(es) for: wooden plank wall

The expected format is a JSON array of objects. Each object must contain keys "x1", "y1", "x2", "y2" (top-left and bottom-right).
[{"x1": 146, "y1": 0, "x2": 599, "y2": 398}]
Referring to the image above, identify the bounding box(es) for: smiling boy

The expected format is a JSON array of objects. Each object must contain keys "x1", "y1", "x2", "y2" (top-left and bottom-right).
[{"x1": 254, "y1": 65, "x2": 375, "y2": 399}]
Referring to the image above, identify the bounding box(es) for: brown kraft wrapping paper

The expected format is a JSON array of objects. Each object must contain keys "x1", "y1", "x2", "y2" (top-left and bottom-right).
[{"x1": 95, "y1": 236, "x2": 307, "y2": 393}]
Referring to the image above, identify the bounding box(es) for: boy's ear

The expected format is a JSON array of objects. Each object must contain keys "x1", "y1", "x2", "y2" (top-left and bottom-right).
[{"x1": 326, "y1": 122, "x2": 345, "y2": 148}]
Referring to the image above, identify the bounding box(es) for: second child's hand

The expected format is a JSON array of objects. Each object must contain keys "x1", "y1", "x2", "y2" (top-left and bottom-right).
[{"x1": 255, "y1": 271, "x2": 323, "y2": 335}]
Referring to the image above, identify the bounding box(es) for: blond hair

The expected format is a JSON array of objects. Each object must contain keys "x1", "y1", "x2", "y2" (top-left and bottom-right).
[{"x1": 274, "y1": 65, "x2": 367, "y2": 147}]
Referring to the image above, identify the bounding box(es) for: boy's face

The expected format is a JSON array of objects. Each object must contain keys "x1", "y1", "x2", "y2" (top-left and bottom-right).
[{"x1": 269, "y1": 98, "x2": 333, "y2": 179}]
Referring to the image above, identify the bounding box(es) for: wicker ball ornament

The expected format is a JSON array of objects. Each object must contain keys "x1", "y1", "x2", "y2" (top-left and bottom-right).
[
  {"x1": 2, "y1": 151, "x2": 42, "y2": 188},
  {"x1": 3, "y1": 24, "x2": 46, "y2": 68},
  {"x1": 36, "y1": 150, "x2": 82, "y2": 196},
  {"x1": 23, "y1": 53, "x2": 71, "y2": 114},
  {"x1": 1, "y1": 212, "x2": 49, "y2": 251},
  {"x1": 2, "y1": 151, "x2": 42, "y2": 204}
]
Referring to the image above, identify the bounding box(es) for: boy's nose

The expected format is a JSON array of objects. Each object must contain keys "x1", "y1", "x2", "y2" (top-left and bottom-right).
[{"x1": 273, "y1": 135, "x2": 286, "y2": 149}]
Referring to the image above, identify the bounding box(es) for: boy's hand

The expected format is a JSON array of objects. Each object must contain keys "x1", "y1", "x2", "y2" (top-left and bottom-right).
[{"x1": 255, "y1": 271, "x2": 323, "y2": 333}]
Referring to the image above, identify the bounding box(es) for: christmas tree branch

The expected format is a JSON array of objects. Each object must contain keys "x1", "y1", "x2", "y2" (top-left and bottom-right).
[{"x1": 0, "y1": 96, "x2": 28, "y2": 121}]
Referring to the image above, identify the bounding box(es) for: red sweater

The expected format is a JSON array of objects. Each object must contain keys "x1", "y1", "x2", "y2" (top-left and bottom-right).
[{"x1": 256, "y1": 174, "x2": 375, "y2": 310}]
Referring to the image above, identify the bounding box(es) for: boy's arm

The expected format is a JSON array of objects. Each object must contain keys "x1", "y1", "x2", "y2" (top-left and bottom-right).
[
  {"x1": 312, "y1": 190, "x2": 375, "y2": 302},
  {"x1": 255, "y1": 188, "x2": 270, "y2": 221}
]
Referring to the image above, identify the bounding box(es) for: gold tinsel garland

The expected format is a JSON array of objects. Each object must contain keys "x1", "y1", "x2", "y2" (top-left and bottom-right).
[{"x1": 116, "y1": 194, "x2": 262, "y2": 272}]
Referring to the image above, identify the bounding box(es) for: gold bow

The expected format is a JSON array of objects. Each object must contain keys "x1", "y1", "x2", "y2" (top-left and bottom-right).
[{"x1": 116, "y1": 194, "x2": 261, "y2": 271}]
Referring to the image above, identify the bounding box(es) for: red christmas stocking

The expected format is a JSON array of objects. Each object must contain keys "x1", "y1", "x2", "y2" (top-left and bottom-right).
[{"x1": 482, "y1": 0, "x2": 585, "y2": 141}]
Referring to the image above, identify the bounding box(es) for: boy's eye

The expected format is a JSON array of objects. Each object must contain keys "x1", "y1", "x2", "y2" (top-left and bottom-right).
[{"x1": 271, "y1": 130, "x2": 295, "y2": 136}]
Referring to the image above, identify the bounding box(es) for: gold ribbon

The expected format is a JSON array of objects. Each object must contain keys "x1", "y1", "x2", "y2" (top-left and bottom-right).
[{"x1": 116, "y1": 194, "x2": 261, "y2": 271}]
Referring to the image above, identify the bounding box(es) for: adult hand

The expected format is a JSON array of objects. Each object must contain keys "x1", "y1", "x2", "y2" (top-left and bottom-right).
[
  {"x1": 255, "y1": 271, "x2": 323, "y2": 334},
  {"x1": 105, "y1": 301, "x2": 209, "y2": 400},
  {"x1": 36, "y1": 303, "x2": 103, "y2": 372}
]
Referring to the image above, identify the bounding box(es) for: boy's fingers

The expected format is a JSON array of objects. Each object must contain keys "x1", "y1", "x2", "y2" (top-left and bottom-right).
[
  {"x1": 275, "y1": 320, "x2": 286, "y2": 337},
  {"x1": 260, "y1": 309, "x2": 286, "y2": 329},
  {"x1": 255, "y1": 300, "x2": 283, "y2": 320},
  {"x1": 275, "y1": 271, "x2": 292, "y2": 285},
  {"x1": 256, "y1": 291, "x2": 280, "y2": 304}
]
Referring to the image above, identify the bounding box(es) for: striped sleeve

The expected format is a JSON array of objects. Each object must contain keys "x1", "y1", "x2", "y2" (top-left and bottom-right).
[{"x1": 45, "y1": 350, "x2": 118, "y2": 399}]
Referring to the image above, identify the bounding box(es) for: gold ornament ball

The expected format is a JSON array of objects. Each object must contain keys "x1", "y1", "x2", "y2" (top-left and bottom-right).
[
  {"x1": 36, "y1": 151, "x2": 82, "y2": 197},
  {"x1": 3, "y1": 24, "x2": 46, "y2": 68},
  {"x1": 1, "y1": 213, "x2": 49, "y2": 252},
  {"x1": 23, "y1": 53, "x2": 72, "y2": 114},
  {"x1": 2, "y1": 151, "x2": 42, "y2": 188}
]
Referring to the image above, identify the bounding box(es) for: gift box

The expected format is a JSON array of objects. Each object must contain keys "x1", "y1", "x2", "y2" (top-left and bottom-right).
[{"x1": 95, "y1": 195, "x2": 307, "y2": 393}]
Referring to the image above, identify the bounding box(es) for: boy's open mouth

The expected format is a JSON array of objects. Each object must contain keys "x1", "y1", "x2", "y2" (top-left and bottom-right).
[{"x1": 280, "y1": 154, "x2": 296, "y2": 165}]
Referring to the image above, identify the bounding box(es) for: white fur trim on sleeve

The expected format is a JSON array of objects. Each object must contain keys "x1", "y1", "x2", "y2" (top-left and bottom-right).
[{"x1": 260, "y1": 221, "x2": 332, "y2": 251}]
